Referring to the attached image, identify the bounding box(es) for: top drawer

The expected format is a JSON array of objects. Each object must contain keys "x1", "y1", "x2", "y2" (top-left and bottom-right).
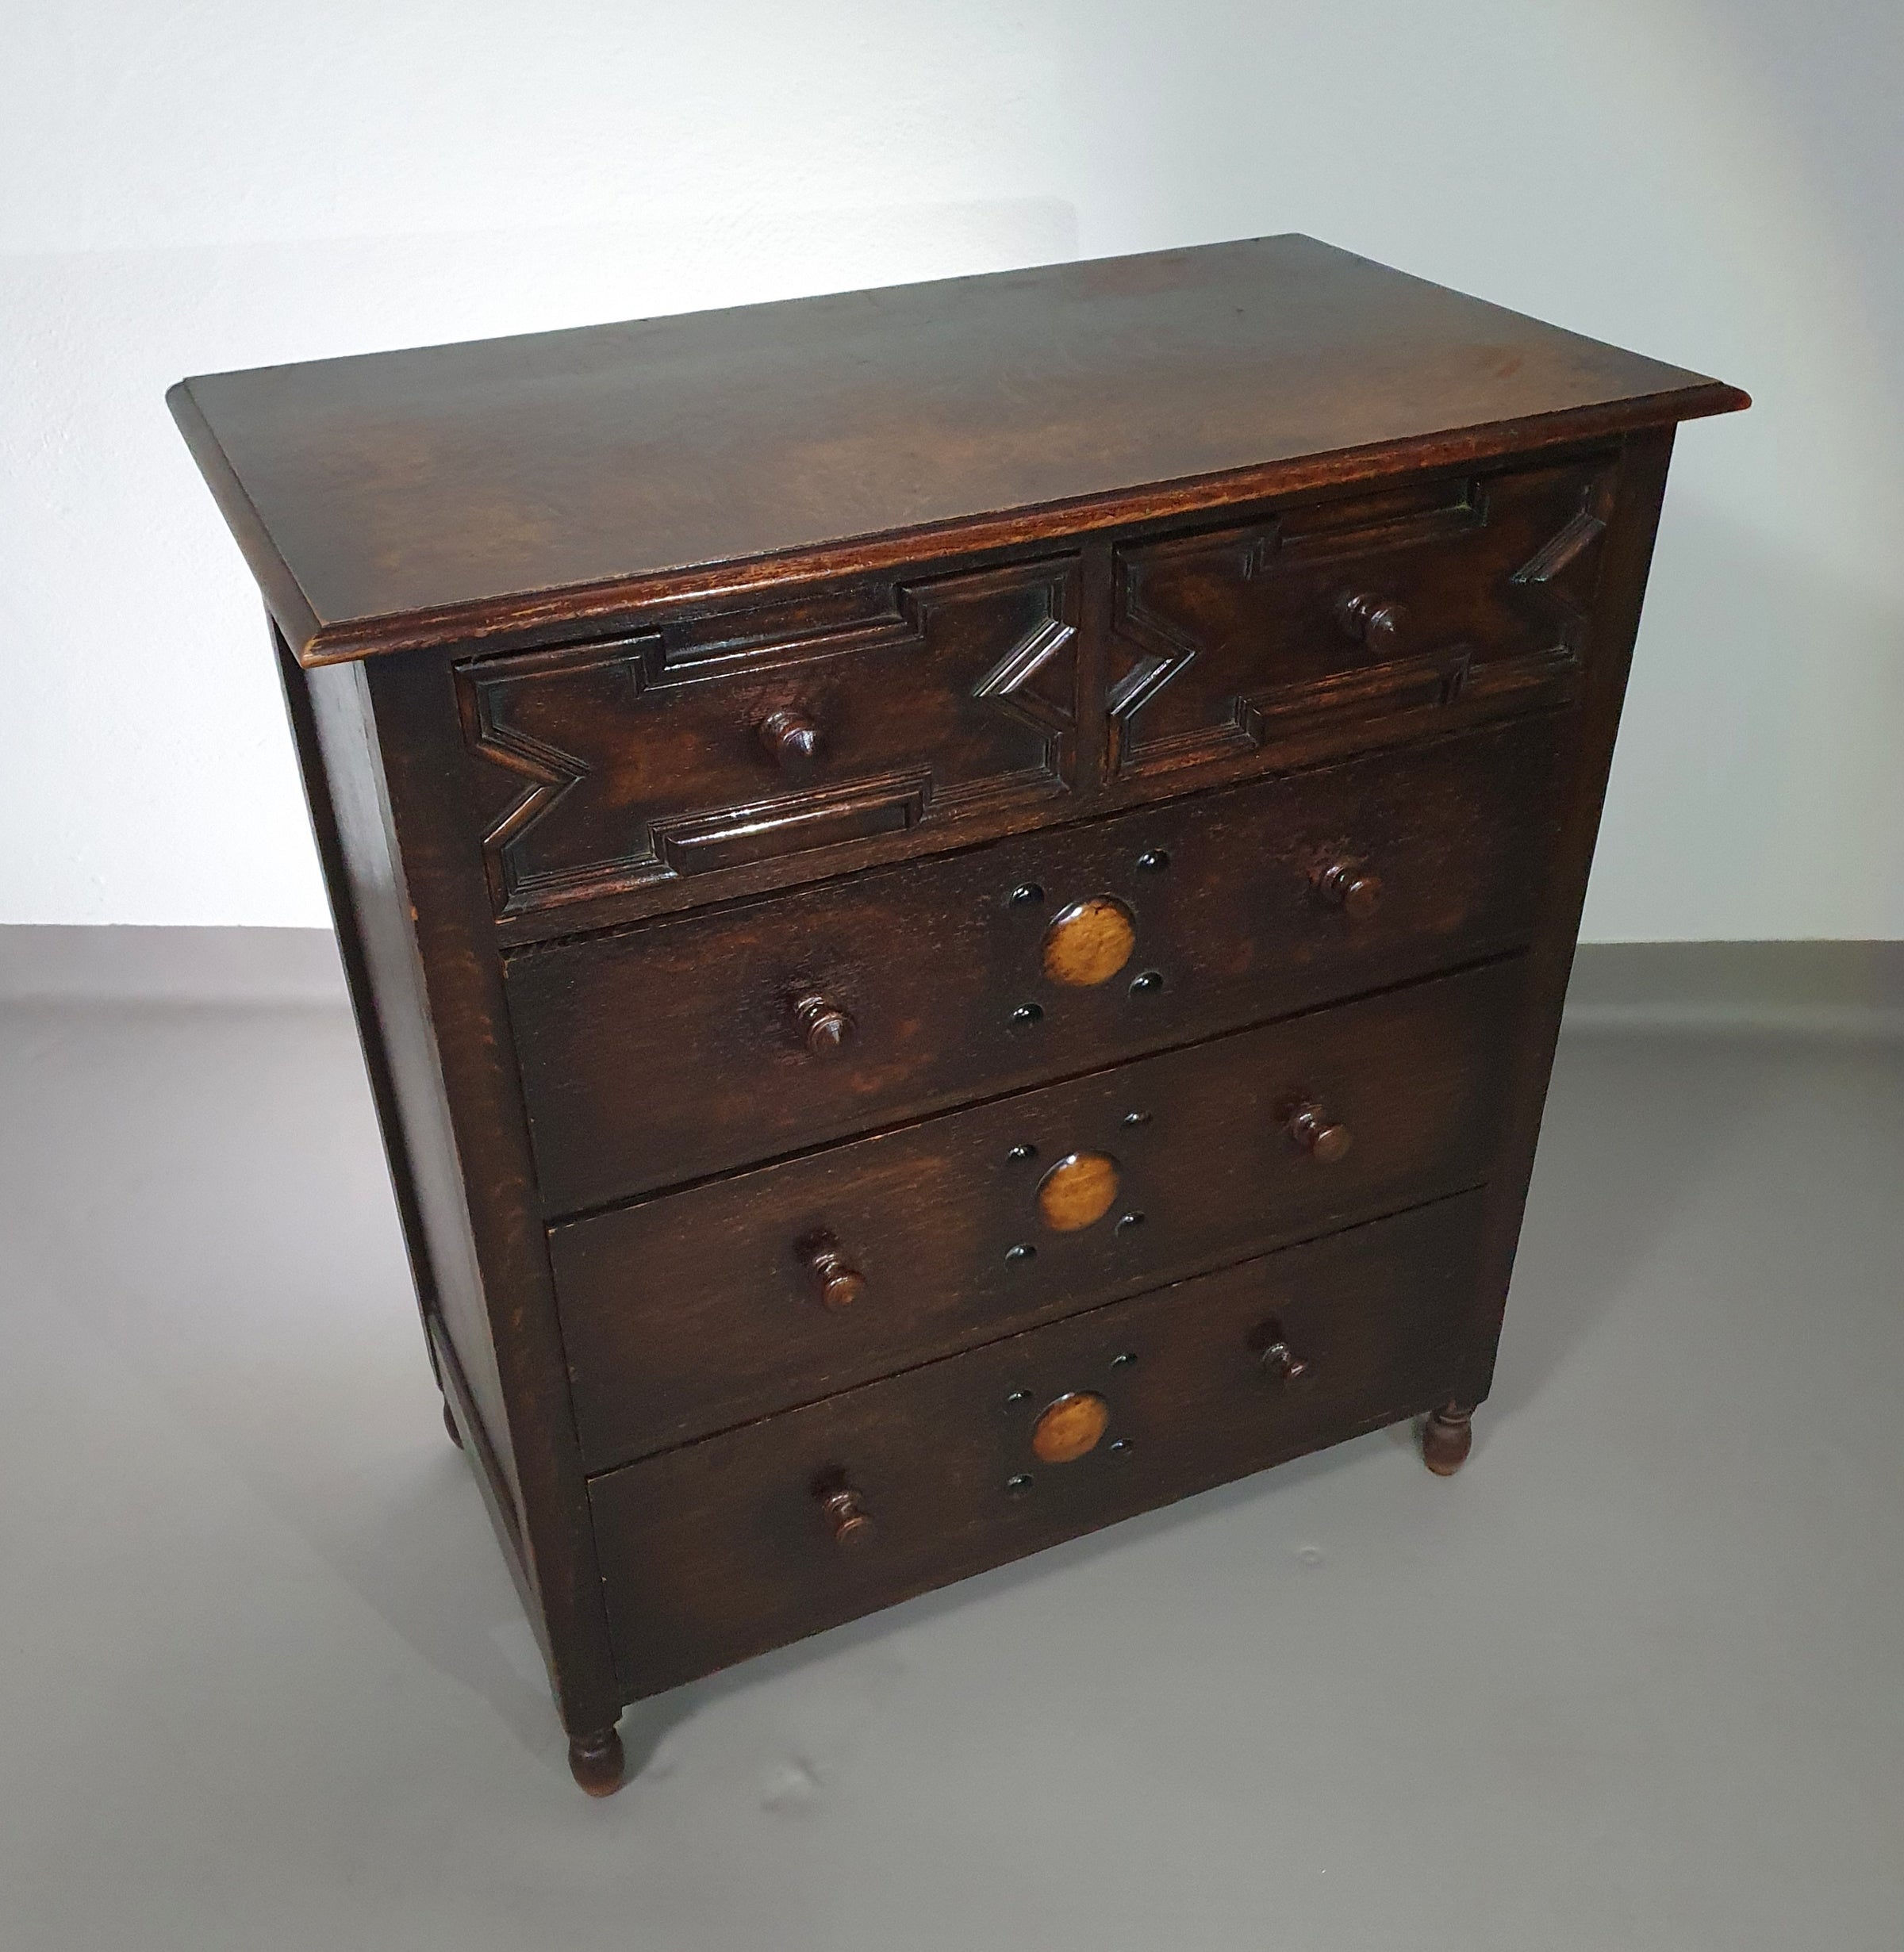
[
  {"x1": 455, "y1": 556, "x2": 1081, "y2": 919},
  {"x1": 1109, "y1": 453, "x2": 1616, "y2": 783},
  {"x1": 507, "y1": 711, "x2": 1568, "y2": 1214}
]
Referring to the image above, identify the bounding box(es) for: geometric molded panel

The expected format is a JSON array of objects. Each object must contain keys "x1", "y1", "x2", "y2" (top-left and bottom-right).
[
  {"x1": 458, "y1": 556, "x2": 1080, "y2": 917},
  {"x1": 1108, "y1": 456, "x2": 1618, "y2": 780}
]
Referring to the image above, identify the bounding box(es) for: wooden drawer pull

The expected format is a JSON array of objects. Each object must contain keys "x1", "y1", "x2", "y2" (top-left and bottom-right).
[
  {"x1": 1313, "y1": 862, "x2": 1382, "y2": 918},
  {"x1": 802, "y1": 1233, "x2": 866, "y2": 1311},
  {"x1": 1334, "y1": 589, "x2": 1409, "y2": 653},
  {"x1": 757, "y1": 707, "x2": 824, "y2": 769},
  {"x1": 793, "y1": 992, "x2": 854, "y2": 1054},
  {"x1": 1257, "y1": 1333, "x2": 1314, "y2": 1390},
  {"x1": 1285, "y1": 1100, "x2": 1353, "y2": 1164},
  {"x1": 817, "y1": 1482, "x2": 874, "y2": 1547}
]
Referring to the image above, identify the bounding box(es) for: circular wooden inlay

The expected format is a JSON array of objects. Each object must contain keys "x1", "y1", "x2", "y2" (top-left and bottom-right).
[
  {"x1": 1041, "y1": 897, "x2": 1137, "y2": 988},
  {"x1": 1036, "y1": 1151, "x2": 1120, "y2": 1232},
  {"x1": 1031, "y1": 1391, "x2": 1111, "y2": 1463}
]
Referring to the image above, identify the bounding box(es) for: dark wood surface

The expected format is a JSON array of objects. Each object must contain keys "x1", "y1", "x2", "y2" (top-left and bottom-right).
[
  {"x1": 166, "y1": 235, "x2": 1745, "y2": 667},
  {"x1": 589, "y1": 1192, "x2": 1487, "y2": 1699},
  {"x1": 450, "y1": 449, "x2": 1603, "y2": 936},
  {"x1": 458, "y1": 554, "x2": 1081, "y2": 919},
  {"x1": 1108, "y1": 450, "x2": 1611, "y2": 781},
  {"x1": 509, "y1": 716, "x2": 1564, "y2": 1211},
  {"x1": 553, "y1": 958, "x2": 1526, "y2": 1467},
  {"x1": 166, "y1": 236, "x2": 1746, "y2": 1785}
]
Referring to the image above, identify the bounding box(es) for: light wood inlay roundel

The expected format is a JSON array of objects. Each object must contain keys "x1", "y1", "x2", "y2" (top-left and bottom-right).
[
  {"x1": 1036, "y1": 1152, "x2": 1120, "y2": 1232},
  {"x1": 1031, "y1": 1392, "x2": 1111, "y2": 1463},
  {"x1": 1041, "y1": 897, "x2": 1137, "y2": 988}
]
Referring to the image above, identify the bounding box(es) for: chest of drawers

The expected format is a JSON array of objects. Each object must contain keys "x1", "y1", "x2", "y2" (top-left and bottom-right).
[{"x1": 170, "y1": 235, "x2": 1745, "y2": 1794}]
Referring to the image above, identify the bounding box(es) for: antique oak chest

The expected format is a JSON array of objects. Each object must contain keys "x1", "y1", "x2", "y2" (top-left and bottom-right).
[{"x1": 170, "y1": 236, "x2": 1746, "y2": 1794}]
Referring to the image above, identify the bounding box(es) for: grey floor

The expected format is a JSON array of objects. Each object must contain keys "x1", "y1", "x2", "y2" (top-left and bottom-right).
[{"x1": 2, "y1": 944, "x2": 1901, "y2": 1950}]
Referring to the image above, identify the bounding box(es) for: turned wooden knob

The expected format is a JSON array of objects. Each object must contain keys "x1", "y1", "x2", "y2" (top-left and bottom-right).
[
  {"x1": 1257, "y1": 1336, "x2": 1314, "y2": 1389},
  {"x1": 758, "y1": 708, "x2": 824, "y2": 769},
  {"x1": 793, "y1": 991, "x2": 854, "y2": 1054},
  {"x1": 802, "y1": 1233, "x2": 866, "y2": 1311},
  {"x1": 1314, "y1": 861, "x2": 1382, "y2": 919},
  {"x1": 818, "y1": 1483, "x2": 874, "y2": 1547},
  {"x1": 1286, "y1": 1100, "x2": 1353, "y2": 1164},
  {"x1": 1334, "y1": 589, "x2": 1408, "y2": 652}
]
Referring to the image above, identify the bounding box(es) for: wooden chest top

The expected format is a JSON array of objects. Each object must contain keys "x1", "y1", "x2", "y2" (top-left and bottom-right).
[{"x1": 167, "y1": 233, "x2": 1744, "y2": 666}]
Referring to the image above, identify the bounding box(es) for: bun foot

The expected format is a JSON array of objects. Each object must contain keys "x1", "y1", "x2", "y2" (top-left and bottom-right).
[
  {"x1": 568, "y1": 1724, "x2": 627, "y2": 1797},
  {"x1": 1422, "y1": 1403, "x2": 1474, "y2": 1476},
  {"x1": 443, "y1": 1398, "x2": 464, "y2": 1449}
]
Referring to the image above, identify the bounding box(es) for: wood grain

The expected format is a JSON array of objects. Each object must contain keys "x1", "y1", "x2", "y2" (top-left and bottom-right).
[
  {"x1": 166, "y1": 235, "x2": 1744, "y2": 669},
  {"x1": 509, "y1": 714, "x2": 1568, "y2": 1213},
  {"x1": 549, "y1": 958, "x2": 1525, "y2": 1468},
  {"x1": 590, "y1": 1192, "x2": 1488, "y2": 1699}
]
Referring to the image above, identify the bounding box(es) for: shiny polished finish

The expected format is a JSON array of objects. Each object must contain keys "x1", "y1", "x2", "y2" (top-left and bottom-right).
[
  {"x1": 793, "y1": 992, "x2": 854, "y2": 1056},
  {"x1": 800, "y1": 1233, "x2": 866, "y2": 1313},
  {"x1": 817, "y1": 1482, "x2": 875, "y2": 1547},
  {"x1": 1257, "y1": 1333, "x2": 1314, "y2": 1390},
  {"x1": 1040, "y1": 897, "x2": 1138, "y2": 988},
  {"x1": 1314, "y1": 862, "x2": 1382, "y2": 919},
  {"x1": 1285, "y1": 1100, "x2": 1354, "y2": 1164},
  {"x1": 1035, "y1": 1151, "x2": 1122, "y2": 1233},
  {"x1": 168, "y1": 236, "x2": 1745, "y2": 1786},
  {"x1": 1030, "y1": 1391, "x2": 1111, "y2": 1463},
  {"x1": 1334, "y1": 588, "x2": 1409, "y2": 652},
  {"x1": 757, "y1": 708, "x2": 824, "y2": 770}
]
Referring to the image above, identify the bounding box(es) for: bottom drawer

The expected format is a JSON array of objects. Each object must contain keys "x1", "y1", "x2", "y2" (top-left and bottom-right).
[{"x1": 591, "y1": 1191, "x2": 1489, "y2": 1698}]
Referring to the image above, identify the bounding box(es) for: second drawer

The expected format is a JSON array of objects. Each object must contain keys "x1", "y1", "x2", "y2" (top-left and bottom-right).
[
  {"x1": 508, "y1": 711, "x2": 1568, "y2": 1212},
  {"x1": 551, "y1": 957, "x2": 1525, "y2": 1469}
]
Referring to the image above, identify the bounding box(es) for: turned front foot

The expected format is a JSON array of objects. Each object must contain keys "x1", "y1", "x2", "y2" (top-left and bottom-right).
[
  {"x1": 568, "y1": 1723, "x2": 627, "y2": 1797},
  {"x1": 1422, "y1": 1402, "x2": 1474, "y2": 1476},
  {"x1": 442, "y1": 1398, "x2": 464, "y2": 1449}
]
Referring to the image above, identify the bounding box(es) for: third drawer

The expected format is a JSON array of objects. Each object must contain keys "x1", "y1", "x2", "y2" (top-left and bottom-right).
[{"x1": 551, "y1": 956, "x2": 1526, "y2": 1470}]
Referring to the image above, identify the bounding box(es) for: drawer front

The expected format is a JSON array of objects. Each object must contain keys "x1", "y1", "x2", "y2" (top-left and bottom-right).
[
  {"x1": 554, "y1": 957, "x2": 1523, "y2": 1468},
  {"x1": 591, "y1": 1191, "x2": 1487, "y2": 1698},
  {"x1": 456, "y1": 555, "x2": 1081, "y2": 918},
  {"x1": 1109, "y1": 454, "x2": 1615, "y2": 783},
  {"x1": 511, "y1": 713, "x2": 1566, "y2": 1213}
]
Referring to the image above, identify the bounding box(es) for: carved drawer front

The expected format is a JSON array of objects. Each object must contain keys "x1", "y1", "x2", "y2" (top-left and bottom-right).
[
  {"x1": 589, "y1": 1190, "x2": 1486, "y2": 1697},
  {"x1": 552, "y1": 957, "x2": 1522, "y2": 1469},
  {"x1": 509, "y1": 713, "x2": 1566, "y2": 1214},
  {"x1": 454, "y1": 555, "x2": 1081, "y2": 918},
  {"x1": 1108, "y1": 454, "x2": 1617, "y2": 783}
]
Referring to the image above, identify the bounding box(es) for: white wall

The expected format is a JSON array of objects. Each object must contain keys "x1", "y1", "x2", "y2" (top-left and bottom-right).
[{"x1": 4, "y1": 0, "x2": 1898, "y2": 938}]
